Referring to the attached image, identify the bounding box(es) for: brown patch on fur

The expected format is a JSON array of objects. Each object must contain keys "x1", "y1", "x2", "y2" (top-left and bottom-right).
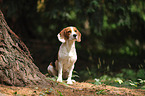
[
  {"x1": 64, "y1": 27, "x2": 72, "y2": 40},
  {"x1": 49, "y1": 62, "x2": 53, "y2": 66},
  {"x1": 73, "y1": 27, "x2": 81, "y2": 42},
  {"x1": 59, "y1": 27, "x2": 72, "y2": 40}
]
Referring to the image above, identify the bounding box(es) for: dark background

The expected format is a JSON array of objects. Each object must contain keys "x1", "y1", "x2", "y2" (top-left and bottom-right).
[{"x1": 0, "y1": 0, "x2": 145, "y2": 81}]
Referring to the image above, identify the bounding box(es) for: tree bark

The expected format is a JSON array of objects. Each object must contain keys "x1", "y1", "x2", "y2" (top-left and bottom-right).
[{"x1": 0, "y1": 10, "x2": 49, "y2": 86}]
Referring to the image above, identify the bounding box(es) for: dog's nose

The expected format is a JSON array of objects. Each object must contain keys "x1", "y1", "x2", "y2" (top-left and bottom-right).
[{"x1": 73, "y1": 34, "x2": 77, "y2": 38}]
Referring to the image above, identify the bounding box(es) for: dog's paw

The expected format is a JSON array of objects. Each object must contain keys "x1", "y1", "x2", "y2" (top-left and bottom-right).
[
  {"x1": 67, "y1": 80, "x2": 73, "y2": 85},
  {"x1": 57, "y1": 78, "x2": 62, "y2": 83},
  {"x1": 71, "y1": 79, "x2": 76, "y2": 83},
  {"x1": 67, "y1": 79, "x2": 76, "y2": 84}
]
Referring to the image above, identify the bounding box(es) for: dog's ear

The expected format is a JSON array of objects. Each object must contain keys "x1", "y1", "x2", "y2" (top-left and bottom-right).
[
  {"x1": 76, "y1": 29, "x2": 81, "y2": 42},
  {"x1": 57, "y1": 28, "x2": 66, "y2": 43}
]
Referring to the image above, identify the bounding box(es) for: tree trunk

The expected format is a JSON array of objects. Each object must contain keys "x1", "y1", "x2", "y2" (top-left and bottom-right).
[{"x1": 0, "y1": 10, "x2": 49, "y2": 86}]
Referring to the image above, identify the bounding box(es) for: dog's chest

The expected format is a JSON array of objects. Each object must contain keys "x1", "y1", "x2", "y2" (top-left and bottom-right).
[
  {"x1": 59, "y1": 46, "x2": 77, "y2": 62},
  {"x1": 58, "y1": 43, "x2": 77, "y2": 69}
]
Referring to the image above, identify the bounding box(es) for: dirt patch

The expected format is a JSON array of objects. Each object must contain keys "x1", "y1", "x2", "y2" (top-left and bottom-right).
[{"x1": 0, "y1": 82, "x2": 145, "y2": 96}]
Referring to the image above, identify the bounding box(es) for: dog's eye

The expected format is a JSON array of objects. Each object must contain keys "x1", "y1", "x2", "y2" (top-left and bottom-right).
[
  {"x1": 74, "y1": 30, "x2": 77, "y2": 32},
  {"x1": 67, "y1": 31, "x2": 71, "y2": 33}
]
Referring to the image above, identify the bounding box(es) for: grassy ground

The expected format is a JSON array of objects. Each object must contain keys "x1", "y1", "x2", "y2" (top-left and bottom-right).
[{"x1": 0, "y1": 81, "x2": 145, "y2": 96}]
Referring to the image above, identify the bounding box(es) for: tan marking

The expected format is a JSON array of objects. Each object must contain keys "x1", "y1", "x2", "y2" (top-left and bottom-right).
[{"x1": 73, "y1": 27, "x2": 81, "y2": 42}]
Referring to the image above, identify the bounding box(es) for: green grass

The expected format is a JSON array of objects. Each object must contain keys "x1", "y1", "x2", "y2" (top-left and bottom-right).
[{"x1": 88, "y1": 69, "x2": 145, "y2": 89}]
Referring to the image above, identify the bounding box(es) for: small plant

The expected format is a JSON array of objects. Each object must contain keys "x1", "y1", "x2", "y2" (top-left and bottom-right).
[
  {"x1": 128, "y1": 80, "x2": 138, "y2": 88},
  {"x1": 72, "y1": 70, "x2": 80, "y2": 79},
  {"x1": 57, "y1": 90, "x2": 63, "y2": 96},
  {"x1": 115, "y1": 78, "x2": 123, "y2": 84},
  {"x1": 138, "y1": 79, "x2": 145, "y2": 84},
  {"x1": 138, "y1": 79, "x2": 145, "y2": 89},
  {"x1": 96, "y1": 89, "x2": 107, "y2": 95},
  {"x1": 94, "y1": 78, "x2": 101, "y2": 85},
  {"x1": 13, "y1": 92, "x2": 17, "y2": 95}
]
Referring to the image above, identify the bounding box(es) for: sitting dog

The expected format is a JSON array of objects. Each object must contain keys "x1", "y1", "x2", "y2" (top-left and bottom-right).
[{"x1": 47, "y1": 26, "x2": 81, "y2": 84}]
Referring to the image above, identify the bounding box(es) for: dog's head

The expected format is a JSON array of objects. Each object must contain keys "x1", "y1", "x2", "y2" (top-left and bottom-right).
[{"x1": 57, "y1": 26, "x2": 81, "y2": 43}]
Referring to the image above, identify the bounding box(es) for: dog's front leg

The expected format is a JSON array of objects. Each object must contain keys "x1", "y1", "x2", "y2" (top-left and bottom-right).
[
  {"x1": 67, "y1": 64, "x2": 75, "y2": 84},
  {"x1": 57, "y1": 62, "x2": 63, "y2": 82}
]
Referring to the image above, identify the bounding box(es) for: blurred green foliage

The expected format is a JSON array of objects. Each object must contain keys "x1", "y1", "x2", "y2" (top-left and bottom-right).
[
  {"x1": 0, "y1": 0, "x2": 145, "y2": 81},
  {"x1": 91, "y1": 69, "x2": 145, "y2": 89}
]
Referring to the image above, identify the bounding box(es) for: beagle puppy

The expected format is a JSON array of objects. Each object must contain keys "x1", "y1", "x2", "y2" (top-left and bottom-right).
[{"x1": 47, "y1": 26, "x2": 81, "y2": 84}]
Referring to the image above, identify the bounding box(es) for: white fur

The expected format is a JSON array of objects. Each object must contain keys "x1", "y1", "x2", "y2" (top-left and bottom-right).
[
  {"x1": 69, "y1": 27, "x2": 77, "y2": 41},
  {"x1": 57, "y1": 40, "x2": 77, "y2": 84},
  {"x1": 57, "y1": 33, "x2": 65, "y2": 43}
]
